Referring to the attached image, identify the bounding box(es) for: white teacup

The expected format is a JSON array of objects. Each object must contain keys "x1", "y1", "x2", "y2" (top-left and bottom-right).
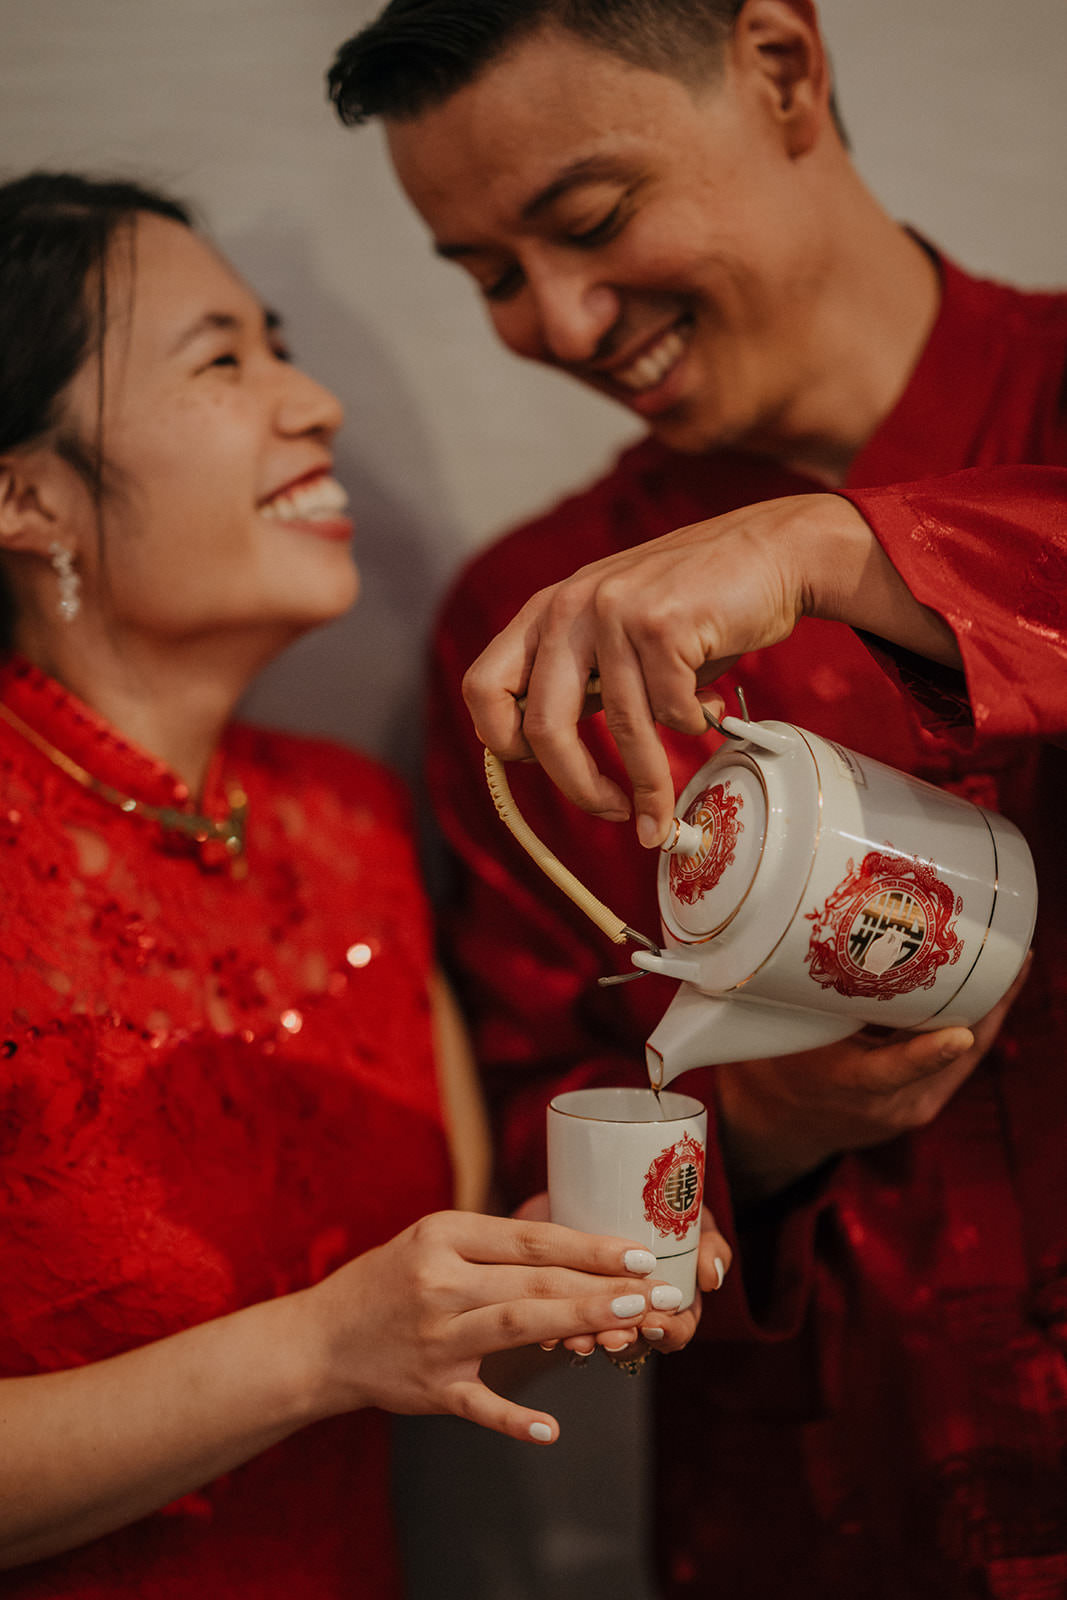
[{"x1": 547, "y1": 1087, "x2": 707, "y2": 1309}]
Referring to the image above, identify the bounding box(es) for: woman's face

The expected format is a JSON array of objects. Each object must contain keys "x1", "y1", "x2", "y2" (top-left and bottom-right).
[{"x1": 60, "y1": 213, "x2": 357, "y2": 650}]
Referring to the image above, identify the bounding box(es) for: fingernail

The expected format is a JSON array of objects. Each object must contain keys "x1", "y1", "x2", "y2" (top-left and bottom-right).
[
  {"x1": 539, "y1": 1340, "x2": 559, "y2": 1352},
  {"x1": 528, "y1": 1422, "x2": 553, "y2": 1442},
  {"x1": 602, "y1": 1333, "x2": 635, "y2": 1352},
  {"x1": 636, "y1": 814, "x2": 661, "y2": 848},
  {"x1": 624, "y1": 1249, "x2": 656, "y2": 1275},
  {"x1": 713, "y1": 1255, "x2": 726, "y2": 1290},
  {"x1": 643, "y1": 1326, "x2": 666, "y2": 1341},
  {"x1": 611, "y1": 1293, "x2": 646, "y2": 1319},
  {"x1": 601, "y1": 809, "x2": 631, "y2": 823},
  {"x1": 650, "y1": 1284, "x2": 684, "y2": 1311}
]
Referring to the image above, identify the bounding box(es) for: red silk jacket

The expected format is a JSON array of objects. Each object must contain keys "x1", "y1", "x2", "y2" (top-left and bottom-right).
[{"x1": 427, "y1": 249, "x2": 1067, "y2": 1597}]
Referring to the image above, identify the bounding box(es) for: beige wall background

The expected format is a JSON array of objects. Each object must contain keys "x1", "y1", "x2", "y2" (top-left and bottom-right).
[
  {"x1": 2, "y1": 2, "x2": 1064, "y2": 1596},
  {"x1": 3, "y1": 0, "x2": 1063, "y2": 777}
]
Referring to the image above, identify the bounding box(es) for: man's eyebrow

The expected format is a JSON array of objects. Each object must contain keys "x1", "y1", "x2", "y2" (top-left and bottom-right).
[
  {"x1": 168, "y1": 307, "x2": 284, "y2": 354},
  {"x1": 519, "y1": 156, "x2": 628, "y2": 223},
  {"x1": 433, "y1": 157, "x2": 627, "y2": 261}
]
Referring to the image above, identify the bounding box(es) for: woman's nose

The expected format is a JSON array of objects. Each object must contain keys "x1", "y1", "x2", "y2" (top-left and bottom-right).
[{"x1": 276, "y1": 363, "x2": 345, "y2": 438}]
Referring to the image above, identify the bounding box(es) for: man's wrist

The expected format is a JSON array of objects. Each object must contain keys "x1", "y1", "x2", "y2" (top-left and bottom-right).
[
  {"x1": 813, "y1": 492, "x2": 962, "y2": 668},
  {"x1": 715, "y1": 1064, "x2": 836, "y2": 1206}
]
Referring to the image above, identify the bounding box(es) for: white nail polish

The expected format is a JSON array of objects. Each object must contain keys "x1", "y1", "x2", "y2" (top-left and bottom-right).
[
  {"x1": 602, "y1": 1334, "x2": 635, "y2": 1352},
  {"x1": 714, "y1": 1256, "x2": 726, "y2": 1290},
  {"x1": 529, "y1": 1421, "x2": 553, "y2": 1442},
  {"x1": 623, "y1": 1249, "x2": 656, "y2": 1275},
  {"x1": 643, "y1": 1326, "x2": 666, "y2": 1341},
  {"x1": 650, "y1": 1284, "x2": 684, "y2": 1311},
  {"x1": 611, "y1": 1293, "x2": 646, "y2": 1319}
]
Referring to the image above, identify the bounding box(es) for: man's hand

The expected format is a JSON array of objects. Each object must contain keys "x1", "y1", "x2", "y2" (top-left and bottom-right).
[
  {"x1": 463, "y1": 493, "x2": 960, "y2": 847},
  {"x1": 716, "y1": 957, "x2": 1031, "y2": 1204}
]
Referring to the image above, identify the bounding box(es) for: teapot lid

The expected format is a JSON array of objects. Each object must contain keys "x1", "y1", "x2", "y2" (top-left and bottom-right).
[{"x1": 663, "y1": 755, "x2": 767, "y2": 940}]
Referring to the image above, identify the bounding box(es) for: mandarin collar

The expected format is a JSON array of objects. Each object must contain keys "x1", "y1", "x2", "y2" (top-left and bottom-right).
[
  {"x1": 846, "y1": 243, "x2": 1002, "y2": 489},
  {"x1": 0, "y1": 654, "x2": 232, "y2": 816}
]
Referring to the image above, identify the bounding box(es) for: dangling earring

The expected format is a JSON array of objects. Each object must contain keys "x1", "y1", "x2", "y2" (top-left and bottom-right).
[{"x1": 48, "y1": 542, "x2": 81, "y2": 622}]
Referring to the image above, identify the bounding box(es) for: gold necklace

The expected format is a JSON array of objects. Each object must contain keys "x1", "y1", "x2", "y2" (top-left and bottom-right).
[{"x1": 0, "y1": 698, "x2": 248, "y2": 861}]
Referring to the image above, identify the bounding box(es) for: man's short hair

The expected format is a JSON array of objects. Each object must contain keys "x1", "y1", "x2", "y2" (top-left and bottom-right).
[{"x1": 328, "y1": 0, "x2": 746, "y2": 126}]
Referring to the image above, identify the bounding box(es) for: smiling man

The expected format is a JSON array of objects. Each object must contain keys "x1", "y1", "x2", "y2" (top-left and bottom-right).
[{"x1": 329, "y1": 2, "x2": 1067, "y2": 1594}]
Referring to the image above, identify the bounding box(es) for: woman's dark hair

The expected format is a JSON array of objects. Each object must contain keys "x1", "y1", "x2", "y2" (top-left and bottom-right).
[{"x1": 0, "y1": 171, "x2": 192, "y2": 647}]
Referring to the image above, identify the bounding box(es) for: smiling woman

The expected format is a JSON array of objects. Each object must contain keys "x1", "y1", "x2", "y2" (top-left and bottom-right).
[{"x1": 0, "y1": 172, "x2": 693, "y2": 1599}]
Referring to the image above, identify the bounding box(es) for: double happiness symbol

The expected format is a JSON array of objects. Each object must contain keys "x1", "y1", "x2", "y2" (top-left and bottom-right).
[
  {"x1": 805, "y1": 849, "x2": 963, "y2": 1002},
  {"x1": 669, "y1": 780, "x2": 744, "y2": 906},
  {"x1": 642, "y1": 1134, "x2": 706, "y2": 1240}
]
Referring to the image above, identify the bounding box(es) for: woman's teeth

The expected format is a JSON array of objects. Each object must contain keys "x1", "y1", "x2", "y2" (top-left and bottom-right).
[
  {"x1": 616, "y1": 325, "x2": 690, "y2": 393},
  {"x1": 261, "y1": 475, "x2": 349, "y2": 521}
]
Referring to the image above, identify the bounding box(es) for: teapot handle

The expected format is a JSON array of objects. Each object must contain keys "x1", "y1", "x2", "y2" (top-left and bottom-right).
[{"x1": 719, "y1": 716, "x2": 793, "y2": 755}]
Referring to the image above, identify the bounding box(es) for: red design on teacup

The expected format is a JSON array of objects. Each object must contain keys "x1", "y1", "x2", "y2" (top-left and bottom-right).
[
  {"x1": 669, "y1": 781, "x2": 744, "y2": 906},
  {"x1": 642, "y1": 1134, "x2": 705, "y2": 1240},
  {"x1": 805, "y1": 850, "x2": 963, "y2": 1001}
]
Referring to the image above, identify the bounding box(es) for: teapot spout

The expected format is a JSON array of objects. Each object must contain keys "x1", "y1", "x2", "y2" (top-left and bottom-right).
[{"x1": 645, "y1": 982, "x2": 860, "y2": 1087}]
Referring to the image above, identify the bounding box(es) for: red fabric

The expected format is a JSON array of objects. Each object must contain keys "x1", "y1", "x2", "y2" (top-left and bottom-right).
[
  {"x1": 427, "y1": 249, "x2": 1067, "y2": 1595},
  {"x1": 0, "y1": 657, "x2": 453, "y2": 1597}
]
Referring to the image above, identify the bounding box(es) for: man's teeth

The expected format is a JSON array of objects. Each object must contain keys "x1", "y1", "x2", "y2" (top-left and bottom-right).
[
  {"x1": 261, "y1": 476, "x2": 349, "y2": 521},
  {"x1": 615, "y1": 326, "x2": 689, "y2": 393}
]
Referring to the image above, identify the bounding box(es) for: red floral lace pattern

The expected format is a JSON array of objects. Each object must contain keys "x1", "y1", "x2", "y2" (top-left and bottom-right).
[{"x1": 0, "y1": 660, "x2": 452, "y2": 1597}]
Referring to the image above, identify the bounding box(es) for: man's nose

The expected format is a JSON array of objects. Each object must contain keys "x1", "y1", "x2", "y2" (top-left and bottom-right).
[{"x1": 505, "y1": 265, "x2": 621, "y2": 367}]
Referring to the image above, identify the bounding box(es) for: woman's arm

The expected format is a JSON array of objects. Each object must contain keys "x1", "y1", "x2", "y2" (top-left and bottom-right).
[
  {"x1": 0, "y1": 1211, "x2": 664, "y2": 1569},
  {"x1": 431, "y1": 968, "x2": 492, "y2": 1212}
]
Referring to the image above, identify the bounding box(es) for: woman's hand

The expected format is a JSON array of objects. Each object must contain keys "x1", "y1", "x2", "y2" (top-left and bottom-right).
[
  {"x1": 298, "y1": 1210, "x2": 668, "y2": 1443},
  {"x1": 515, "y1": 1195, "x2": 732, "y2": 1363}
]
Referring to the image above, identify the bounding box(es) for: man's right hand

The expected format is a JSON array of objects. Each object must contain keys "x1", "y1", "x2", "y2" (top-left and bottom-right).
[
  {"x1": 462, "y1": 493, "x2": 960, "y2": 849},
  {"x1": 716, "y1": 956, "x2": 1031, "y2": 1204}
]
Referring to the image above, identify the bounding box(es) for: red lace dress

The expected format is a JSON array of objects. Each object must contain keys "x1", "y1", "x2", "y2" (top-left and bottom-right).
[{"x1": 0, "y1": 656, "x2": 453, "y2": 1598}]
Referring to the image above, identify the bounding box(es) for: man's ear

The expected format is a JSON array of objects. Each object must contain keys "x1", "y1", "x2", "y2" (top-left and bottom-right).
[
  {"x1": 0, "y1": 450, "x2": 70, "y2": 555},
  {"x1": 731, "y1": 0, "x2": 831, "y2": 157}
]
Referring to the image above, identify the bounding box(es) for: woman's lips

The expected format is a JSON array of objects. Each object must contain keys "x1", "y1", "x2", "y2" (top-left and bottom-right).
[{"x1": 259, "y1": 473, "x2": 353, "y2": 538}]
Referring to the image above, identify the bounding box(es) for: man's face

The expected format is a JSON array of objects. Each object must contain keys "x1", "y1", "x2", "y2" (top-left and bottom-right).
[{"x1": 387, "y1": 24, "x2": 831, "y2": 456}]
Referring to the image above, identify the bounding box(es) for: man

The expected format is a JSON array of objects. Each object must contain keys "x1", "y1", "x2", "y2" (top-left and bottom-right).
[{"x1": 329, "y1": 3, "x2": 1067, "y2": 1593}]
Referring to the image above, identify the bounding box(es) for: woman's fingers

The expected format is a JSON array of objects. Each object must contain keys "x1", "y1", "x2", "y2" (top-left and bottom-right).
[
  {"x1": 448, "y1": 1211, "x2": 658, "y2": 1281},
  {"x1": 454, "y1": 1287, "x2": 655, "y2": 1358},
  {"x1": 696, "y1": 1213, "x2": 732, "y2": 1294},
  {"x1": 463, "y1": 1263, "x2": 660, "y2": 1312},
  {"x1": 446, "y1": 1379, "x2": 560, "y2": 1445}
]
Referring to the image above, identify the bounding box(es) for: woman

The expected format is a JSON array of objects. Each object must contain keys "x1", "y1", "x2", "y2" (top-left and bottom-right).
[{"x1": 0, "y1": 173, "x2": 688, "y2": 1597}]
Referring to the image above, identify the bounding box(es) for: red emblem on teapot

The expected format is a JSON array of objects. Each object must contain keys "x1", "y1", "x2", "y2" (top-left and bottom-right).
[
  {"x1": 668, "y1": 781, "x2": 744, "y2": 906},
  {"x1": 805, "y1": 850, "x2": 963, "y2": 1001}
]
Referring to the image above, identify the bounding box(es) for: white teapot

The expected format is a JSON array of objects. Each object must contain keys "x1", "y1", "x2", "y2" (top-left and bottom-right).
[{"x1": 635, "y1": 717, "x2": 1037, "y2": 1087}]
